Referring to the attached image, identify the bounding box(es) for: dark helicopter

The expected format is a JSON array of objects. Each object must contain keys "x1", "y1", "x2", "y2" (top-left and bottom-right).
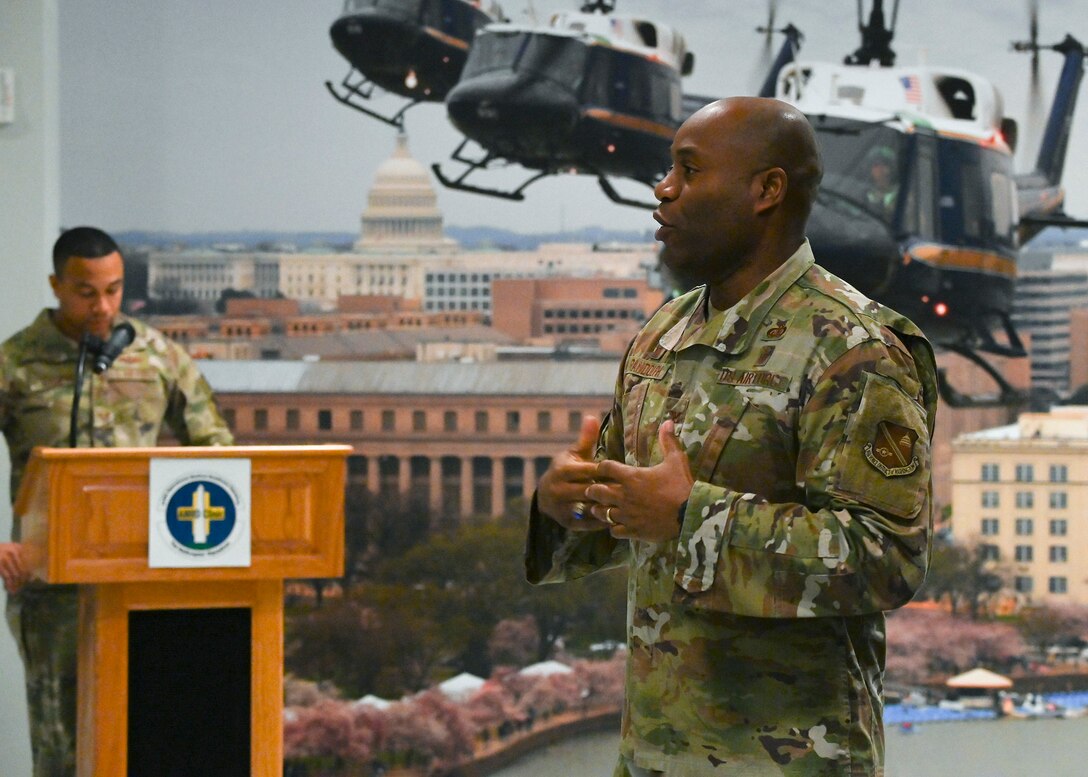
[
  {"x1": 321, "y1": 0, "x2": 1085, "y2": 407},
  {"x1": 325, "y1": 0, "x2": 505, "y2": 127},
  {"x1": 751, "y1": 0, "x2": 1086, "y2": 407},
  {"x1": 431, "y1": 0, "x2": 705, "y2": 207}
]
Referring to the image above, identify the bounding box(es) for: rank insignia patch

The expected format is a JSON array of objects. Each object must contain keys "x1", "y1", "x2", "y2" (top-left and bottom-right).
[
  {"x1": 864, "y1": 421, "x2": 920, "y2": 477},
  {"x1": 763, "y1": 321, "x2": 788, "y2": 340}
]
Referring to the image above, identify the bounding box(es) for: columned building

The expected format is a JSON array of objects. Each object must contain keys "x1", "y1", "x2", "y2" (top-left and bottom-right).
[
  {"x1": 952, "y1": 406, "x2": 1088, "y2": 605},
  {"x1": 200, "y1": 360, "x2": 617, "y2": 525}
]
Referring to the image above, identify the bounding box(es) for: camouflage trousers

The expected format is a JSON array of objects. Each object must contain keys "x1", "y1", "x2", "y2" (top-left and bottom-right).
[{"x1": 5, "y1": 585, "x2": 79, "y2": 777}]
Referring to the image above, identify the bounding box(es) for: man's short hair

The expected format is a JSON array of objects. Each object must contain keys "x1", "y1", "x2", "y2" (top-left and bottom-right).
[{"x1": 52, "y1": 226, "x2": 120, "y2": 276}]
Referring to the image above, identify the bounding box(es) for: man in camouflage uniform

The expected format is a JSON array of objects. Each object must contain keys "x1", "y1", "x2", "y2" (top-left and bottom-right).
[
  {"x1": 1, "y1": 226, "x2": 233, "y2": 776},
  {"x1": 527, "y1": 98, "x2": 937, "y2": 776}
]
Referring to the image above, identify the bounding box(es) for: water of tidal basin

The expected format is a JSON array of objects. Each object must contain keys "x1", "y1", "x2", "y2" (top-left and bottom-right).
[{"x1": 489, "y1": 717, "x2": 1088, "y2": 777}]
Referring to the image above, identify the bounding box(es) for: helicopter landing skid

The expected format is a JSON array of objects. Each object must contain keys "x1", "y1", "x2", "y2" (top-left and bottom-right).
[
  {"x1": 325, "y1": 68, "x2": 418, "y2": 129},
  {"x1": 596, "y1": 177, "x2": 657, "y2": 209},
  {"x1": 938, "y1": 345, "x2": 1030, "y2": 409},
  {"x1": 432, "y1": 139, "x2": 551, "y2": 201}
]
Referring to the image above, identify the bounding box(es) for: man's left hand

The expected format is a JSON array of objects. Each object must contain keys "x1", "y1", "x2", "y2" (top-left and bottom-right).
[
  {"x1": 585, "y1": 420, "x2": 694, "y2": 543},
  {"x1": 0, "y1": 542, "x2": 27, "y2": 595}
]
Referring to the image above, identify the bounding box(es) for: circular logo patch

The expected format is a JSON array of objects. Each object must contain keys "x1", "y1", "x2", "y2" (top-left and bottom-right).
[{"x1": 162, "y1": 477, "x2": 239, "y2": 555}]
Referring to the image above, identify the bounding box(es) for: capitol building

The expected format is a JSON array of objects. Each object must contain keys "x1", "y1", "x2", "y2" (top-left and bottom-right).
[{"x1": 147, "y1": 134, "x2": 656, "y2": 314}]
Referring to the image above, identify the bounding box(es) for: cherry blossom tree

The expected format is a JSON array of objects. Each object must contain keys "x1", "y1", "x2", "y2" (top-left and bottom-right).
[
  {"x1": 488, "y1": 615, "x2": 541, "y2": 668},
  {"x1": 283, "y1": 699, "x2": 376, "y2": 773},
  {"x1": 886, "y1": 607, "x2": 1026, "y2": 683}
]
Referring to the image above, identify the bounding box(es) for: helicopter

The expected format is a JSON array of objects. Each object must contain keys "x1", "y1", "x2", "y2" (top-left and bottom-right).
[
  {"x1": 325, "y1": 0, "x2": 505, "y2": 127},
  {"x1": 322, "y1": 1, "x2": 1086, "y2": 407},
  {"x1": 431, "y1": 0, "x2": 708, "y2": 208},
  {"x1": 745, "y1": 0, "x2": 1086, "y2": 408}
]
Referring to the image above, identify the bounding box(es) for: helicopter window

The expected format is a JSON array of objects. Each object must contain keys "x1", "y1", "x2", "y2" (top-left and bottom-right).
[
  {"x1": 813, "y1": 121, "x2": 904, "y2": 226},
  {"x1": 933, "y1": 139, "x2": 1014, "y2": 250},
  {"x1": 461, "y1": 31, "x2": 530, "y2": 78},
  {"x1": 936, "y1": 76, "x2": 977, "y2": 121},
  {"x1": 960, "y1": 160, "x2": 985, "y2": 239},
  {"x1": 520, "y1": 36, "x2": 587, "y2": 86},
  {"x1": 990, "y1": 171, "x2": 1016, "y2": 243},
  {"x1": 634, "y1": 22, "x2": 658, "y2": 49},
  {"x1": 908, "y1": 136, "x2": 938, "y2": 240}
]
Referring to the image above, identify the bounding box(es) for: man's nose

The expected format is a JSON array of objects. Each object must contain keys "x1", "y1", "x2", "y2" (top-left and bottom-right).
[{"x1": 654, "y1": 172, "x2": 676, "y2": 202}]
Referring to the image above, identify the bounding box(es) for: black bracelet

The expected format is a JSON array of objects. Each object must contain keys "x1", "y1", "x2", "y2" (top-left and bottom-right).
[{"x1": 677, "y1": 499, "x2": 688, "y2": 527}]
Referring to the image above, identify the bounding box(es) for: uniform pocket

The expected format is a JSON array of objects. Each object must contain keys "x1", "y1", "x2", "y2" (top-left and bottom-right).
[
  {"x1": 107, "y1": 367, "x2": 160, "y2": 401},
  {"x1": 622, "y1": 380, "x2": 650, "y2": 464},
  {"x1": 690, "y1": 392, "x2": 750, "y2": 484}
]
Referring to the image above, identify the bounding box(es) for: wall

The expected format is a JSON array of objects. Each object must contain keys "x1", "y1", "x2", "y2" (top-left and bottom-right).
[{"x1": 0, "y1": 1, "x2": 59, "y2": 772}]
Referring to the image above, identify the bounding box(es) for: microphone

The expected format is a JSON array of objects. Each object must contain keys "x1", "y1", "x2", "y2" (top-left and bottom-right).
[{"x1": 92, "y1": 322, "x2": 136, "y2": 374}]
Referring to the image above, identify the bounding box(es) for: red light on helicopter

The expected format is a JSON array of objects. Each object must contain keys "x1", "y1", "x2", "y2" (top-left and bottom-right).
[
  {"x1": 606, "y1": 143, "x2": 616, "y2": 153},
  {"x1": 934, "y1": 302, "x2": 949, "y2": 317}
]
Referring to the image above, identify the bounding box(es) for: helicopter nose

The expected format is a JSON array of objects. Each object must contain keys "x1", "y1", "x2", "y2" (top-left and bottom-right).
[{"x1": 446, "y1": 74, "x2": 580, "y2": 160}]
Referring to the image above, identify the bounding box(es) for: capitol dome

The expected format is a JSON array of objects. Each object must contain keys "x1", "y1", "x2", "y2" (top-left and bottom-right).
[{"x1": 355, "y1": 133, "x2": 456, "y2": 253}]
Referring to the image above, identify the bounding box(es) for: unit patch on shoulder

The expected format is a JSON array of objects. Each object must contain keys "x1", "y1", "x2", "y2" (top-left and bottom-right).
[{"x1": 864, "y1": 420, "x2": 920, "y2": 477}]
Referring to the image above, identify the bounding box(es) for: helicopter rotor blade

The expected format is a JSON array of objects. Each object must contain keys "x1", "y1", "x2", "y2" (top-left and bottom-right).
[
  {"x1": 1029, "y1": 0, "x2": 1040, "y2": 86},
  {"x1": 1024, "y1": 0, "x2": 1044, "y2": 167},
  {"x1": 1010, "y1": 0, "x2": 1044, "y2": 166},
  {"x1": 751, "y1": 0, "x2": 780, "y2": 93}
]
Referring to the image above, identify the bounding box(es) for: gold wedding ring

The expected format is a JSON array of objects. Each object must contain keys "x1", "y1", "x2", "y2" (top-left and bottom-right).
[{"x1": 604, "y1": 506, "x2": 616, "y2": 526}]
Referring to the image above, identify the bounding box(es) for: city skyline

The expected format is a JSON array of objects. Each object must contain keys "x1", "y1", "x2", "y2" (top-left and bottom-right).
[{"x1": 59, "y1": 0, "x2": 1088, "y2": 235}]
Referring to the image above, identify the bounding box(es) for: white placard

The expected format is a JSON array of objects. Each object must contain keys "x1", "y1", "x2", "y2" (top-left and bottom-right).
[{"x1": 148, "y1": 458, "x2": 251, "y2": 568}]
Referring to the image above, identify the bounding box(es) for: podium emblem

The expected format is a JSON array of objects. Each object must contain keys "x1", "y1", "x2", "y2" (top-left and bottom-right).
[
  {"x1": 149, "y1": 458, "x2": 251, "y2": 568},
  {"x1": 167, "y1": 480, "x2": 236, "y2": 551}
]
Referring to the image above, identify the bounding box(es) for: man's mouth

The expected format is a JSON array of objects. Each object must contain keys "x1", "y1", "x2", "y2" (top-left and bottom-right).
[{"x1": 653, "y1": 212, "x2": 674, "y2": 241}]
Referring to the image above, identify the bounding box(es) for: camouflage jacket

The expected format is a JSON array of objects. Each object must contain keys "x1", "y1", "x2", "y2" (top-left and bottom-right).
[
  {"x1": 526, "y1": 242, "x2": 937, "y2": 776},
  {"x1": 1, "y1": 310, "x2": 234, "y2": 528}
]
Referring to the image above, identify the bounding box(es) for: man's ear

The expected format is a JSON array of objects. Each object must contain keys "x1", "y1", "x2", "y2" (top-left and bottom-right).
[{"x1": 753, "y1": 167, "x2": 787, "y2": 214}]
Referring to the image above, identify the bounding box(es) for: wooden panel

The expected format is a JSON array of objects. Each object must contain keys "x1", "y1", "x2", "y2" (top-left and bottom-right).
[
  {"x1": 76, "y1": 580, "x2": 283, "y2": 777},
  {"x1": 18, "y1": 445, "x2": 349, "y2": 584}
]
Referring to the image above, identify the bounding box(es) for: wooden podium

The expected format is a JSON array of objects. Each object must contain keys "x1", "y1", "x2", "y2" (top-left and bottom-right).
[{"x1": 15, "y1": 445, "x2": 351, "y2": 777}]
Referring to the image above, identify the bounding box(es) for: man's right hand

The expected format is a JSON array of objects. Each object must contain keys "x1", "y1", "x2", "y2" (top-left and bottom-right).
[
  {"x1": 0, "y1": 542, "x2": 27, "y2": 594},
  {"x1": 536, "y1": 415, "x2": 610, "y2": 532}
]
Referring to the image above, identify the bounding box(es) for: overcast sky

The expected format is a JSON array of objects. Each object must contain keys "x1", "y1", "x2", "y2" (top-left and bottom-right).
[{"x1": 58, "y1": 0, "x2": 1088, "y2": 235}]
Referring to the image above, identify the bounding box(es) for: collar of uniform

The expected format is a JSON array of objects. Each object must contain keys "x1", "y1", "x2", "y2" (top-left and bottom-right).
[
  {"x1": 27, "y1": 309, "x2": 142, "y2": 361},
  {"x1": 662, "y1": 241, "x2": 815, "y2": 355},
  {"x1": 24, "y1": 308, "x2": 81, "y2": 361}
]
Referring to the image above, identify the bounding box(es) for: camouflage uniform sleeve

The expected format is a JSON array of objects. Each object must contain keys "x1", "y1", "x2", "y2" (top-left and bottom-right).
[
  {"x1": 0, "y1": 345, "x2": 11, "y2": 437},
  {"x1": 525, "y1": 353, "x2": 630, "y2": 585},
  {"x1": 673, "y1": 335, "x2": 934, "y2": 618},
  {"x1": 162, "y1": 341, "x2": 234, "y2": 446}
]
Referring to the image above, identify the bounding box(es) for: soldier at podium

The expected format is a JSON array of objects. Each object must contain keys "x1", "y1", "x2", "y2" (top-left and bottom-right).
[{"x1": 0, "y1": 226, "x2": 234, "y2": 776}]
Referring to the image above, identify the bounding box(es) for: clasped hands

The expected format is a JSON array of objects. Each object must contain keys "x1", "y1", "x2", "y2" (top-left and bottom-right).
[{"x1": 537, "y1": 415, "x2": 694, "y2": 543}]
